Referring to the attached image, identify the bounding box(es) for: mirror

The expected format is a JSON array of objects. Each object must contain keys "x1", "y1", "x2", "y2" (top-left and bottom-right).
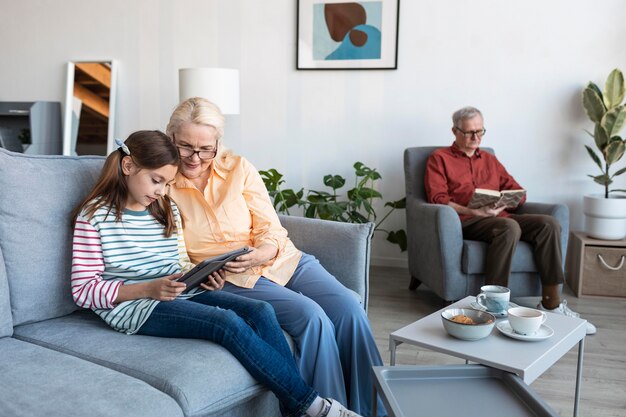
[{"x1": 63, "y1": 60, "x2": 117, "y2": 156}]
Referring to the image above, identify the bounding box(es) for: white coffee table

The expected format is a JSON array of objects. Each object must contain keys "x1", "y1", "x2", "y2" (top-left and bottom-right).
[{"x1": 388, "y1": 296, "x2": 587, "y2": 417}]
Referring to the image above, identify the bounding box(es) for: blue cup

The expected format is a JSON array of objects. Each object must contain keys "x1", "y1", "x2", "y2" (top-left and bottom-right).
[{"x1": 476, "y1": 285, "x2": 510, "y2": 313}]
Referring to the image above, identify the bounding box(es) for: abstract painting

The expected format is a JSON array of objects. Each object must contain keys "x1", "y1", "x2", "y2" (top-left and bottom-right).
[{"x1": 297, "y1": 0, "x2": 399, "y2": 69}]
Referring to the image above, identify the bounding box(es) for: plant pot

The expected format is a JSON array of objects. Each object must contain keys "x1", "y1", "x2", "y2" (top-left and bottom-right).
[{"x1": 583, "y1": 194, "x2": 626, "y2": 240}]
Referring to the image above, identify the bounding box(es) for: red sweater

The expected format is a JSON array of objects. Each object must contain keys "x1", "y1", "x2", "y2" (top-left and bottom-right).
[{"x1": 424, "y1": 143, "x2": 526, "y2": 221}]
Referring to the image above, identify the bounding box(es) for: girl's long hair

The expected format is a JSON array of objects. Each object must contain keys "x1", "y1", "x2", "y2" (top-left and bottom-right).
[{"x1": 71, "y1": 130, "x2": 180, "y2": 237}]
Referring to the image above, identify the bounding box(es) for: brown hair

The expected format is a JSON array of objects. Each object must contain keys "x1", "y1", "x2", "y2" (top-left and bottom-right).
[{"x1": 71, "y1": 130, "x2": 180, "y2": 237}]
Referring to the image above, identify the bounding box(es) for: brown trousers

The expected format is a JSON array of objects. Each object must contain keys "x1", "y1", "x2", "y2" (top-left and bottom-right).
[{"x1": 461, "y1": 214, "x2": 564, "y2": 287}]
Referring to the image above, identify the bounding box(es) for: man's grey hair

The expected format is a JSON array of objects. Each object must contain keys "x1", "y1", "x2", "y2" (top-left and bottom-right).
[{"x1": 452, "y1": 106, "x2": 483, "y2": 128}]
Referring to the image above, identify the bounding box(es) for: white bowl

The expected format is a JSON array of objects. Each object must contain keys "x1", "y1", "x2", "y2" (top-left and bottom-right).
[{"x1": 441, "y1": 308, "x2": 496, "y2": 341}]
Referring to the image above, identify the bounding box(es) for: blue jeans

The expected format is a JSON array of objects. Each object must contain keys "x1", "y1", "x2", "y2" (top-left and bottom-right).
[
  {"x1": 136, "y1": 291, "x2": 317, "y2": 417},
  {"x1": 223, "y1": 253, "x2": 386, "y2": 417}
]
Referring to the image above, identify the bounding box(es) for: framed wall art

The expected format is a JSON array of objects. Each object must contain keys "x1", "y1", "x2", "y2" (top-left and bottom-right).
[{"x1": 296, "y1": 0, "x2": 400, "y2": 70}]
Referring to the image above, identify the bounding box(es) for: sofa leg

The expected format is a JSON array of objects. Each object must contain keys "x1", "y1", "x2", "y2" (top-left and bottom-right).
[{"x1": 409, "y1": 276, "x2": 421, "y2": 290}]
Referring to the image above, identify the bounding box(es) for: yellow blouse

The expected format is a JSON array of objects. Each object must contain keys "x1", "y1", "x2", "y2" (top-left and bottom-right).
[{"x1": 169, "y1": 155, "x2": 302, "y2": 288}]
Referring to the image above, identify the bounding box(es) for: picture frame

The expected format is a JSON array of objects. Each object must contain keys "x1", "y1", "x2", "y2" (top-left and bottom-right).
[{"x1": 296, "y1": 0, "x2": 400, "y2": 70}]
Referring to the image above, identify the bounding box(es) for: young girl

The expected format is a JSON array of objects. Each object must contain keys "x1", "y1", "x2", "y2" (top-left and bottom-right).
[{"x1": 70, "y1": 130, "x2": 361, "y2": 417}]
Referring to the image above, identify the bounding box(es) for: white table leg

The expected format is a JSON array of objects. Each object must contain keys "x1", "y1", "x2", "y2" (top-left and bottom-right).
[
  {"x1": 573, "y1": 338, "x2": 584, "y2": 417},
  {"x1": 389, "y1": 338, "x2": 400, "y2": 366}
]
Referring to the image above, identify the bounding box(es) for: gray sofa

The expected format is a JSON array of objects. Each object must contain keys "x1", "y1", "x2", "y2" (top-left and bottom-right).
[{"x1": 0, "y1": 148, "x2": 374, "y2": 417}]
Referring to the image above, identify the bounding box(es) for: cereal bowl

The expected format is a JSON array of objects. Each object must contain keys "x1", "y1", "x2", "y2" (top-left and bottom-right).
[{"x1": 441, "y1": 308, "x2": 496, "y2": 341}]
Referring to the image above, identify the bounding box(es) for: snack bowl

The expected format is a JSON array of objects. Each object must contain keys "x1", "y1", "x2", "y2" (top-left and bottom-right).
[{"x1": 441, "y1": 308, "x2": 496, "y2": 341}]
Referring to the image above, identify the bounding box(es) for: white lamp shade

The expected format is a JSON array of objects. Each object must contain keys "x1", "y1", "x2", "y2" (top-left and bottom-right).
[{"x1": 178, "y1": 68, "x2": 240, "y2": 115}]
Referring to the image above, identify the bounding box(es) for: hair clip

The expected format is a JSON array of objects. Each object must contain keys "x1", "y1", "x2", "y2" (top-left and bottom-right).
[{"x1": 115, "y1": 138, "x2": 131, "y2": 155}]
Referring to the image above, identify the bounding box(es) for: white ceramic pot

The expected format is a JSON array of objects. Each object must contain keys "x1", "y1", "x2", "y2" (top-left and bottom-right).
[{"x1": 583, "y1": 194, "x2": 626, "y2": 240}]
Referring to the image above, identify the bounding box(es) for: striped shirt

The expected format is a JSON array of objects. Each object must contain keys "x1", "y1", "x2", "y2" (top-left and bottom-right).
[{"x1": 71, "y1": 202, "x2": 198, "y2": 334}]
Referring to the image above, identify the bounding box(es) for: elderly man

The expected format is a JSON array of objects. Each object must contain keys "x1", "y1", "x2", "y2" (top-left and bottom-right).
[{"x1": 424, "y1": 106, "x2": 596, "y2": 334}]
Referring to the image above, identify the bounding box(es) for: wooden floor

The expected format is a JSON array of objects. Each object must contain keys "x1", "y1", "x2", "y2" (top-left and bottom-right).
[{"x1": 367, "y1": 266, "x2": 626, "y2": 417}]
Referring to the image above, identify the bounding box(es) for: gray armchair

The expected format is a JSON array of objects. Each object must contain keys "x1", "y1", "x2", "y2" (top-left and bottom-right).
[{"x1": 404, "y1": 146, "x2": 569, "y2": 302}]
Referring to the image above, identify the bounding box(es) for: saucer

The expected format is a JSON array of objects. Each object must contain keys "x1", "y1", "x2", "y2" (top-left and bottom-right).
[
  {"x1": 470, "y1": 301, "x2": 519, "y2": 318},
  {"x1": 496, "y1": 320, "x2": 554, "y2": 341}
]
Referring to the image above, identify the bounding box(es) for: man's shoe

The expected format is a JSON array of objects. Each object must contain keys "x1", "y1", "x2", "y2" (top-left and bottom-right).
[
  {"x1": 537, "y1": 299, "x2": 597, "y2": 335},
  {"x1": 321, "y1": 399, "x2": 363, "y2": 417}
]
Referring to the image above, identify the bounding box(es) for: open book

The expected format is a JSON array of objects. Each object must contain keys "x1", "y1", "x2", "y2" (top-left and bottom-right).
[{"x1": 468, "y1": 189, "x2": 526, "y2": 210}]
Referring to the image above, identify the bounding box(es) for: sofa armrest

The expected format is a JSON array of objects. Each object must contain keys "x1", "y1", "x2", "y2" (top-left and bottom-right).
[{"x1": 278, "y1": 215, "x2": 374, "y2": 310}]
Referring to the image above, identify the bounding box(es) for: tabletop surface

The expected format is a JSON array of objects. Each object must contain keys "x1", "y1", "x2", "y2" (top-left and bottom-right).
[{"x1": 389, "y1": 296, "x2": 587, "y2": 383}]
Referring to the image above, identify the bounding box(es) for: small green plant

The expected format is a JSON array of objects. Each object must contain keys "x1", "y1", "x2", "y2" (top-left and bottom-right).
[
  {"x1": 581, "y1": 68, "x2": 626, "y2": 197},
  {"x1": 260, "y1": 162, "x2": 407, "y2": 252}
]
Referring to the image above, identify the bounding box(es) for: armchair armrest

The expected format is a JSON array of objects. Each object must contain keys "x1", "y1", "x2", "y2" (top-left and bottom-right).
[
  {"x1": 406, "y1": 196, "x2": 466, "y2": 299},
  {"x1": 514, "y1": 202, "x2": 570, "y2": 255},
  {"x1": 278, "y1": 215, "x2": 374, "y2": 310}
]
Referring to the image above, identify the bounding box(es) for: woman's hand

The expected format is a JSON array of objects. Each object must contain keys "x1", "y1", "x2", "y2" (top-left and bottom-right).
[
  {"x1": 223, "y1": 244, "x2": 278, "y2": 274},
  {"x1": 200, "y1": 270, "x2": 226, "y2": 291}
]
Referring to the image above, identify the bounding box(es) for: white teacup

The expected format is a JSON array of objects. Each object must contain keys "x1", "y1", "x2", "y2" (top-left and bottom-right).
[
  {"x1": 507, "y1": 307, "x2": 547, "y2": 335},
  {"x1": 476, "y1": 285, "x2": 510, "y2": 314}
]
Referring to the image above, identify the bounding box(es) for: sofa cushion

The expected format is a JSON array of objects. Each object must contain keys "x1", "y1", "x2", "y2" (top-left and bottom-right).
[
  {"x1": 462, "y1": 240, "x2": 537, "y2": 274},
  {"x1": 0, "y1": 337, "x2": 183, "y2": 417},
  {"x1": 0, "y1": 149, "x2": 104, "y2": 326},
  {"x1": 0, "y1": 246, "x2": 12, "y2": 337},
  {"x1": 13, "y1": 310, "x2": 278, "y2": 417}
]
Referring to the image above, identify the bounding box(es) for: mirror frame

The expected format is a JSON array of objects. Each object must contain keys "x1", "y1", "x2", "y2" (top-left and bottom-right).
[{"x1": 62, "y1": 60, "x2": 118, "y2": 156}]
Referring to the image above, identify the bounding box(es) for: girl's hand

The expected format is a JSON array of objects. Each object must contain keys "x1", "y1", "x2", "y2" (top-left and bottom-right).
[
  {"x1": 200, "y1": 270, "x2": 226, "y2": 291},
  {"x1": 146, "y1": 274, "x2": 187, "y2": 301},
  {"x1": 223, "y1": 245, "x2": 277, "y2": 274}
]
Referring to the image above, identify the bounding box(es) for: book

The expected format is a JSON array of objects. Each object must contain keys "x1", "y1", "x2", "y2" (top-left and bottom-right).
[{"x1": 467, "y1": 189, "x2": 526, "y2": 210}]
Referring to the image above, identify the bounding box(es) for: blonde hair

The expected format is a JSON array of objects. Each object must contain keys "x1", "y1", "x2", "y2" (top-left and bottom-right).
[{"x1": 166, "y1": 97, "x2": 235, "y2": 169}]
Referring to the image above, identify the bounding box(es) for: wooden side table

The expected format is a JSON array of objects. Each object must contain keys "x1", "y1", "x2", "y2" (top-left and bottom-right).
[{"x1": 565, "y1": 231, "x2": 626, "y2": 299}]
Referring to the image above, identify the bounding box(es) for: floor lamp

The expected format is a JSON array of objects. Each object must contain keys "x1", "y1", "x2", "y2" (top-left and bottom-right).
[{"x1": 178, "y1": 68, "x2": 240, "y2": 115}]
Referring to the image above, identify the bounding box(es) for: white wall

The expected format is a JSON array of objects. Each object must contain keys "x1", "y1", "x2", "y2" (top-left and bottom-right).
[{"x1": 1, "y1": 0, "x2": 625, "y2": 265}]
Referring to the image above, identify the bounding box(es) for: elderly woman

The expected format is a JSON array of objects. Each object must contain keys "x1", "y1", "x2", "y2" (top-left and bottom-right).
[{"x1": 166, "y1": 97, "x2": 385, "y2": 417}]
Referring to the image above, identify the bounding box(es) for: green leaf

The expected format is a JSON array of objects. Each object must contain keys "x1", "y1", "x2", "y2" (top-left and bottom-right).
[
  {"x1": 601, "y1": 106, "x2": 626, "y2": 137},
  {"x1": 323, "y1": 174, "x2": 345, "y2": 190},
  {"x1": 385, "y1": 197, "x2": 406, "y2": 209},
  {"x1": 612, "y1": 166, "x2": 626, "y2": 177},
  {"x1": 585, "y1": 145, "x2": 603, "y2": 171},
  {"x1": 593, "y1": 125, "x2": 609, "y2": 150},
  {"x1": 610, "y1": 188, "x2": 626, "y2": 193},
  {"x1": 347, "y1": 211, "x2": 368, "y2": 223},
  {"x1": 603, "y1": 69, "x2": 625, "y2": 109},
  {"x1": 583, "y1": 86, "x2": 606, "y2": 123},
  {"x1": 589, "y1": 174, "x2": 612, "y2": 186},
  {"x1": 386, "y1": 230, "x2": 407, "y2": 252},
  {"x1": 606, "y1": 140, "x2": 625, "y2": 165},
  {"x1": 305, "y1": 204, "x2": 317, "y2": 218}
]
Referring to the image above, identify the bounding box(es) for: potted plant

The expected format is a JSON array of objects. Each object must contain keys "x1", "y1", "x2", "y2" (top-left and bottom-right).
[
  {"x1": 581, "y1": 68, "x2": 626, "y2": 240},
  {"x1": 260, "y1": 162, "x2": 407, "y2": 251}
]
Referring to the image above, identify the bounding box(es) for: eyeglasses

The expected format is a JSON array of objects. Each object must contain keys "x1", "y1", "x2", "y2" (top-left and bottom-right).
[
  {"x1": 455, "y1": 127, "x2": 487, "y2": 139},
  {"x1": 176, "y1": 146, "x2": 217, "y2": 160},
  {"x1": 173, "y1": 134, "x2": 217, "y2": 160}
]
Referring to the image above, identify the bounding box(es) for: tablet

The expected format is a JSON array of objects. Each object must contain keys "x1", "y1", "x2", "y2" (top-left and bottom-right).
[{"x1": 178, "y1": 246, "x2": 252, "y2": 293}]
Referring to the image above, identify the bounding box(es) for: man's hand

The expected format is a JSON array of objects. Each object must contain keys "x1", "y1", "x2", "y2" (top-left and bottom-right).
[
  {"x1": 223, "y1": 244, "x2": 278, "y2": 274},
  {"x1": 473, "y1": 204, "x2": 507, "y2": 217}
]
